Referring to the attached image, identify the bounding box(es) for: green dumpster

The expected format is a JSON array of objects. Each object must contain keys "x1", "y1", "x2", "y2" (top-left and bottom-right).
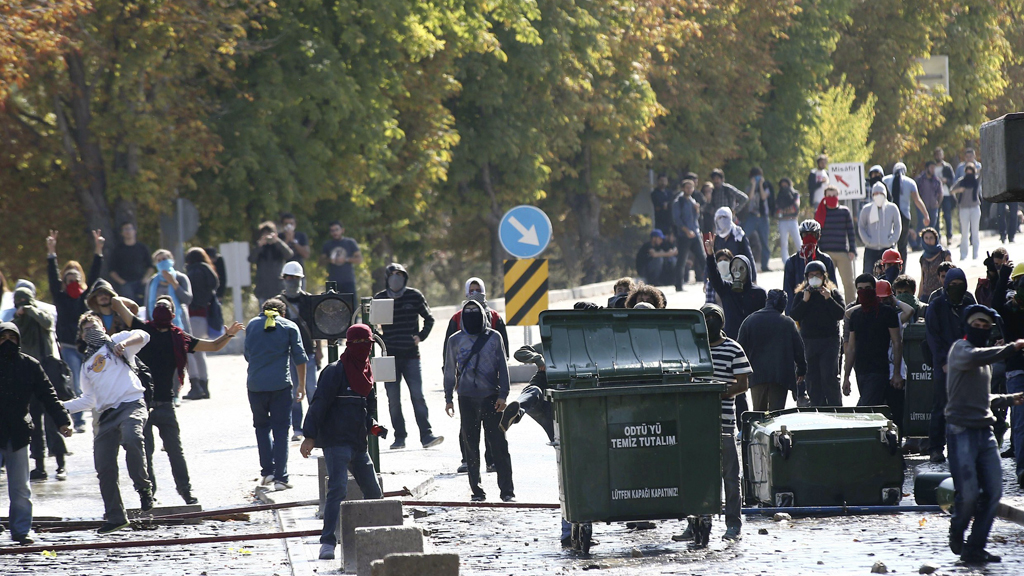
[
  {"x1": 902, "y1": 321, "x2": 934, "y2": 438},
  {"x1": 541, "y1": 309, "x2": 727, "y2": 548}
]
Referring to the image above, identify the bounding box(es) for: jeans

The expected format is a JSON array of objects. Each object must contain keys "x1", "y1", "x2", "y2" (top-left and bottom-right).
[
  {"x1": 1, "y1": 442, "x2": 32, "y2": 537},
  {"x1": 143, "y1": 402, "x2": 192, "y2": 496},
  {"x1": 744, "y1": 214, "x2": 771, "y2": 270},
  {"x1": 248, "y1": 387, "x2": 292, "y2": 482},
  {"x1": 778, "y1": 219, "x2": 800, "y2": 264},
  {"x1": 1008, "y1": 372, "x2": 1024, "y2": 477},
  {"x1": 856, "y1": 371, "x2": 890, "y2": 407},
  {"x1": 459, "y1": 395, "x2": 514, "y2": 499},
  {"x1": 721, "y1": 434, "x2": 741, "y2": 529},
  {"x1": 384, "y1": 358, "x2": 434, "y2": 443},
  {"x1": 515, "y1": 385, "x2": 555, "y2": 442},
  {"x1": 320, "y1": 444, "x2": 383, "y2": 546},
  {"x1": 94, "y1": 401, "x2": 151, "y2": 526},
  {"x1": 804, "y1": 337, "x2": 841, "y2": 406},
  {"x1": 750, "y1": 383, "x2": 789, "y2": 412},
  {"x1": 930, "y1": 367, "x2": 948, "y2": 452},
  {"x1": 60, "y1": 343, "x2": 85, "y2": 427},
  {"x1": 644, "y1": 256, "x2": 677, "y2": 286},
  {"x1": 998, "y1": 202, "x2": 1019, "y2": 241},
  {"x1": 290, "y1": 357, "x2": 318, "y2": 433},
  {"x1": 940, "y1": 196, "x2": 957, "y2": 242},
  {"x1": 947, "y1": 425, "x2": 1002, "y2": 555},
  {"x1": 959, "y1": 205, "x2": 981, "y2": 260},
  {"x1": 862, "y1": 247, "x2": 886, "y2": 276}
]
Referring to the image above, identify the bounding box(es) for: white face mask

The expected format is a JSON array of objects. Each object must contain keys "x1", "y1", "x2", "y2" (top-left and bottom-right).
[
  {"x1": 873, "y1": 194, "x2": 886, "y2": 208},
  {"x1": 808, "y1": 277, "x2": 823, "y2": 288},
  {"x1": 717, "y1": 261, "x2": 732, "y2": 282}
]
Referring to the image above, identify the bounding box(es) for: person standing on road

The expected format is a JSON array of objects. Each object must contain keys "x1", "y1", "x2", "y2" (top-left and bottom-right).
[
  {"x1": 673, "y1": 179, "x2": 705, "y2": 285},
  {"x1": 944, "y1": 305, "x2": 1024, "y2": 564},
  {"x1": 934, "y1": 148, "x2": 957, "y2": 245},
  {"x1": 781, "y1": 219, "x2": 835, "y2": 317},
  {"x1": 320, "y1": 221, "x2": 363, "y2": 301},
  {"x1": 0, "y1": 322, "x2": 72, "y2": 545},
  {"x1": 926, "y1": 267, "x2": 976, "y2": 464},
  {"x1": 807, "y1": 154, "x2": 831, "y2": 206},
  {"x1": 704, "y1": 240, "x2": 766, "y2": 339},
  {"x1": 708, "y1": 169, "x2": 749, "y2": 217},
  {"x1": 108, "y1": 222, "x2": 152, "y2": 303},
  {"x1": 712, "y1": 207, "x2": 756, "y2": 283},
  {"x1": 300, "y1": 324, "x2": 386, "y2": 560},
  {"x1": 992, "y1": 261, "x2": 1024, "y2": 488},
  {"x1": 775, "y1": 178, "x2": 801, "y2": 266},
  {"x1": 816, "y1": 185, "x2": 859, "y2": 305},
  {"x1": 47, "y1": 229, "x2": 104, "y2": 433},
  {"x1": 859, "y1": 183, "x2": 902, "y2": 277},
  {"x1": 375, "y1": 264, "x2": 443, "y2": 450},
  {"x1": 738, "y1": 289, "x2": 805, "y2": 411},
  {"x1": 278, "y1": 212, "x2": 311, "y2": 267},
  {"x1": 790, "y1": 261, "x2": 846, "y2": 406},
  {"x1": 444, "y1": 300, "x2": 514, "y2": 502},
  {"x1": 651, "y1": 174, "x2": 674, "y2": 240},
  {"x1": 249, "y1": 222, "x2": 293, "y2": 306},
  {"x1": 843, "y1": 275, "x2": 904, "y2": 407},
  {"x1": 112, "y1": 296, "x2": 243, "y2": 505},
  {"x1": 916, "y1": 161, "x2": 944, "y2": 250},
  {"x1": 951, "y1": 162, "x2": 983, "y2": 261},
  {"x1": 64, "y1": 313, "x2": 153, "y2": 534},
  {"x1": 741, "y1": 167, "x2": 774, "y2": 273},
  {"x1": 955, "y1": 147, "x2": 981, "y2": 180},
  {"x1": 145, "y1": 250, "x2": 194, "y2": 403},
  {"x1": 883, "y1": 162, "x2": 930, "y2": 265},
  {"x1": 918, "y1": 228, "x2": 952, "y2": 299},
  {"x1": 183, "y1": 247, "x2": 220, "y2": 399},
  {"x1": 279, "y1": 261, "x2": 320, "y2": 441},
  {"x1": 244, "y1": 298, "x2": 308, "y2": 491}
]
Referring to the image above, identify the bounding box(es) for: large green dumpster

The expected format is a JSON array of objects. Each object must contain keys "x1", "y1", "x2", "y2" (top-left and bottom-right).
[
  {"x1": 902, "y1": 321, "x2": 934, "y2": 438},
  {"x1": 542, "y1": 309, "x2": 727, "y2": 533}
]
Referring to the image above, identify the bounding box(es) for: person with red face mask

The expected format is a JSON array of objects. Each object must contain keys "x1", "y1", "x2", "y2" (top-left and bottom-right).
[
  {"x1": 112, "y1": 295, "x2": 244, "y2": 506},
  {"x1": 300, "y1": 324, "x2": 386, "y2": 561},
  {"x1": 815, "y1": 185, "x2": 858, "y2": 305},
  {"x1": 782, "y1": 219, "x2": 835, "y2": 316},
  {"x1": 843, "y1": 274, "x2": 904, "y2": 407}
]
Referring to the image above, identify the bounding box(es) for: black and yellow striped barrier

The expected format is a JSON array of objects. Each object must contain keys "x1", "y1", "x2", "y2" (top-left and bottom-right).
[{"x1": 503, "y1": 259, "x2": 549, "y2": 326}]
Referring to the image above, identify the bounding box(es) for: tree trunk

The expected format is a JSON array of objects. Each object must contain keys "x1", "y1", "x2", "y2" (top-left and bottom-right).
[
  {"x1": 570, "y1": 143, "x2": 602, "y2": 284},
  {"x1": 479, "y1": 163, "x2": 505, "y2": 294}
]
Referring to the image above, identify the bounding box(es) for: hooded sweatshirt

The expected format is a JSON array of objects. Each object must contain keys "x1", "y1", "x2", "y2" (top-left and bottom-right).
[
  {"x1": 444, "y1": 278, "x2": 509, "y2": 362},
  {"x1": 443, "y1": 301, "x2": 510, "y2": 403},
  {"x1": 737, "y1": 293, "x2": 806, "y2": 391},
  {"x1": 711, "y1": 207, "x2": 757, "y2": 283},
  {"x1": 925, "y1": 268, "x2": 977, "y2": 370},
  {"x1": 705, "y1": 253, "x2": 767, "y2": 339},
  {"x1": 946, "y1": 338, "x2": 1020, "y2": 429},
  {"x1": 0, "y1": 324, "x2": 71, "y2": 452},
  {"x1": 11, "y1": 288, "x2": 56, "y2": 361},
  {"x1": 882, "y1": 165, "x2": 919, "y2": 221},
  {"x1": 858, "y1": 197, "x2": 903, "y2": 249}
]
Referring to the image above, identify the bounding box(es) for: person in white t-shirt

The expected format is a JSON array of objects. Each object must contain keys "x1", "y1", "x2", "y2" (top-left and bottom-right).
[{"x1": 63, "y1": 313, "x2": 152, "y2": 535}]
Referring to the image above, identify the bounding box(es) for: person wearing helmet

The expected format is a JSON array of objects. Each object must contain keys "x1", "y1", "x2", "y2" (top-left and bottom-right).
[
  {"x1": 782, "y1": 219, "x2": 835, "y2": 316},
  {"x1": 791, "y1": 261, "x2": 846, "y2": 406},
  {"x1": 816, "y1": 185, "x2": 858, "y2": 305},
  {"x1": 918, "y1": 228, "x2": 952, "y2": 300},
  {"x1": 880, "y1": 249, "x2": 903, "y2": 283},
  {"x1": 926, "y1": 267, "x2": 977, "y2": 463},
  {"x1": 374, "y1": 264, "x2": 443, "y2": 450},
  {"x1": 951, "y1": 162, "x2": 983, "y2": 260},
  {"x1": 859, "y1": 183, "x2": 902, "y2": 277},
  {"x1": 278, "y1": 261, "x2": 320, "y2": 441},
  {"x1": 883, "y1": 162, "x2": 930, "y2": 265},
  {"x1": 993, "y1": 259, "x2": 1024, "y2": 487}
]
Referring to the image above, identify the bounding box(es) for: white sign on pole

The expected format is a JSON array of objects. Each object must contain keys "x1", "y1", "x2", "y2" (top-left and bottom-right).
[
  {"x1": 917, "y1": 56, "x2": 950, "y2": 93},
  {"x1": 219, "y1": 241, "x2": 251, "y2": 324},
  {"x1": 828, "y1": 162, "x2": 865, "y2": 201}
]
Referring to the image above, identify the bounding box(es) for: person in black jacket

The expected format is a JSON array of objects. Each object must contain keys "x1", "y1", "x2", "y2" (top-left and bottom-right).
[
  {"x1": 790, "y1": 261, "x2": 846, "y2": 406},
  {"x1": 738, "y1": 289, "x2": 806, "y2": 411},
  {"x1": 782, "y1": 220, "x2": 836, "y2": 316},
  {"x1": 704, "y1": 241, "x2": 766, "y2": 339},
  {"x1": 991, "y1": 262, "x2": 1024, "y2": 486},
  {"x1": 300, "y1": 324, "x2": 385, "y2": 560},
  {"x1": 0, "y1": 322, "x2": 72, "y2": 544},
  {"x1": 46, "y1": 229, "x2": 104, "y2": 432}
]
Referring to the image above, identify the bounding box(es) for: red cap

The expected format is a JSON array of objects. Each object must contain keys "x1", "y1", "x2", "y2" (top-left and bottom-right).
[
  {"x1": 876, "y1": 280, "x2": 893, "y2": 298},
  {"x1": 881, "y1": 249, "x2": 903, "y2": 265}
]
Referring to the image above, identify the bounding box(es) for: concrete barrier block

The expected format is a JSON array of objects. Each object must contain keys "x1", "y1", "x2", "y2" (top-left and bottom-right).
[
  {"x1": 341, "y1": 500, "x2": 404, "y2": 573},
  {"x1": 317, "y1": 454, "x2": 384, "y2": 518},
  {"x1": 508, "y1": 364, "x2": 538, "y2": 384},
  {"x1": 370, "y1": 559, "x2": 386, "y2": 576},
  {"x1": 353, "y1": 526, "x2": 424, "y2": 576},
  {"x1": 382, "y1": 553, "x2": 460, "y2": 576}
]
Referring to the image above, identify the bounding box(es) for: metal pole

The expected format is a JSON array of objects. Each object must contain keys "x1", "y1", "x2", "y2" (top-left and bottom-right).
[
  {"x1": 175, "y1": 196, "x2": 185, "y2": 266},
  {"x1": 401, "y1": 500, "x2": 559, "y2": 510},
  {"x1": 741, "y1": 505, "x2": 942, "y2": 516},
  {"x1": 0, "y1": 529, "x2": 321, "y2": 556}
]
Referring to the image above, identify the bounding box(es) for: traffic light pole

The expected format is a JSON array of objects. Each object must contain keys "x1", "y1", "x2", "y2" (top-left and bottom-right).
[{"x1": 361, "y1": 296, "x2": 381, "y2": 471}]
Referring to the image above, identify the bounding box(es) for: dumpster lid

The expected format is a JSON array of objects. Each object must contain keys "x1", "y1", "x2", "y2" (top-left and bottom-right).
[{"x1": 538, "y1": 309, "x2": 714, "y2": 386}]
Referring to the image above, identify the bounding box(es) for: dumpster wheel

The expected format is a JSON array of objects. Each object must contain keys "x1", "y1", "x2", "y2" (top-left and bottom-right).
[
  {"x1": 693, "y1": 515, "x2": 712, "y2": 548},
  {"x1": 570, "y1": 522, "x2": 593, "y2": 555}
]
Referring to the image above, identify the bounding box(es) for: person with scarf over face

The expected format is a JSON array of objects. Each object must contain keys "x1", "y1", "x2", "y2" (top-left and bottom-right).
[
  {"x1": 919, "y1": 227, "x2": 953, "y2": 299},
  {"x1": 113, "y1": 295, "x2": 243, "y2": 504},
  {"x1": 791, "y1": 261, "x2": 846, "y2": 406},
  {"x1": 64, "y1": 313, "x2": 152, "y2": 534},
  {"x1": 926, "y1": 267, "x2": 977, "y2": 463},
  {"x1": 859, "y1": 183, "x2": 903, "y2": 277},
  {"x1": 738, "y1": 289, "x2": 806, "y2": 411},
  {"x1": 815, "y1": 185, "x2": 859, "y2": 305},
  {"x1": 0, "y1": 322, "x2": 72, "y2": 545},
  {"x1": 992, "y1": 261, "x2": 1024, "y2": 487},
  {"x1": 444, "y1": 300, "x2": 514, "y2": 502},
  {"x1": 975, "y1": 249, "x2": 1007, "y2": 307},
  {"x1": 711, "y1": 207, "x2": 756, "y2": 284},
  {"x1": 843, "y1": 275, "x2": 904, "y2": 408},
  {"x1": 782, "y1": 219, "x2": 835, "y2": 316},
  {"x1": 883, "y1": 162, "x2": 930, "y2": 265},
  {"x1": 145, "y1": 250, "x2": 194, "y2": 404},
  {"x1": 944, "y1": 305, "x2": 1024, "y2": 564},
  {"x1": 374, "y1": 263, "x2": 443, "y2": 450},
  {"x1": 300, "y1": 324, "x2": 387, "y2": 560},
  {"x1": 952, "y1": 162, "x2": 983, "y2": 260}
]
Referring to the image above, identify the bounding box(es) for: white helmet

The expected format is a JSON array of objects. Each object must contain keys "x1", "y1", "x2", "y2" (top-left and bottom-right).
[{"x1": 281, "y1": 261, "x2": 305, "y2": 278}]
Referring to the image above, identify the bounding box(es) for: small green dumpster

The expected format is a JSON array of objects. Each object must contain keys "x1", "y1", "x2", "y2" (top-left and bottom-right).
[
  {"x1": 542, "y1": 309, "x2": 727, "y2": 550},
  {"x1": 902, "y1": 321, "x2": 934, "y2": 438}
]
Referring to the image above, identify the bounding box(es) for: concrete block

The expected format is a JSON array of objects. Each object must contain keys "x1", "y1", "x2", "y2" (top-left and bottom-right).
[
  {"x1": 381, "y1": 553, "x2": 459, "y2": 576},
  {"x1": 371, "y1": 559, "x2": 386, "y2": 576},
  {"x1": 353, "y1": 526, "x2": 424, "y2": 576},
  {"x1": 317, "y1": 454, "x2": 384, "y2": 518},
  {"x1": 508, "y1": 363, "x2": 538, "y2": 384},
  {"x1": 341, "y1": 500, "x2": 404, "y2": 573}
]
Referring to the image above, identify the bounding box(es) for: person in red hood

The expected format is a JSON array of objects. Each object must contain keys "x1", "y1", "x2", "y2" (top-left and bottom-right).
[{"x1": 300, "y1": 324, "x2": 386, "y2": 561}]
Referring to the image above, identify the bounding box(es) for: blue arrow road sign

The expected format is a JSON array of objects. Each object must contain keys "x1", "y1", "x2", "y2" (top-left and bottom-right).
[{"x1": 499, "y1": 205, "x2": 552, "y2": 259}]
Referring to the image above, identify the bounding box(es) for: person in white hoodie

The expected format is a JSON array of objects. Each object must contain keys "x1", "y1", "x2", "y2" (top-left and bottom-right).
[
  {"x1": 63, "y1": 313, "x2": 152, "y2": 534},
  {"x1": 859, "y1": 183, "x2": 903, "y2": 276}
]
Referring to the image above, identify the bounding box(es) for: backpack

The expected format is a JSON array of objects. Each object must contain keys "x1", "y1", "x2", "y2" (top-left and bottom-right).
[{"x1": 128, "y1": 356, "x2": 156, "y2": 408}]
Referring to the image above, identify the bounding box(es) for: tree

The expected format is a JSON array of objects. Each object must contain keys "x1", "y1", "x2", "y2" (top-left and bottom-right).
[{"x1": 801, "y1": 80, "x2": 877, "y2": 171}]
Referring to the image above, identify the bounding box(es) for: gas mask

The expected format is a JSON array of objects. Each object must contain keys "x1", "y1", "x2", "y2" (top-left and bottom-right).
[{"x1": 730, "y1": 261, "x2": 748, "y2": 292}]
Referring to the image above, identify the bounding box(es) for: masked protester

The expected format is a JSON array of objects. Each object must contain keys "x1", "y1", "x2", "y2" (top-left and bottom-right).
[
  {"x1": 46, "y1": 228, "x2": 104, "y2": 432},
  {"x1": 944, "y1": 305, "x2": 1024, "y2": 564},
  {"x1": 883, "y1": 162, "x2": 931, "y2": 264},
  {"x1": 711, "y1": 207, "x2": 756, "y2": 283},
  {"x1": 738, "y1": 289, "x2": 806, "y2": 411},
  {"x1": 782, "y1": 220, "x2": 835, "y2": 316},
  {"x1": 276, "y1": 261, "x2": 319, "y2": 439},
  {"x1": 0, "y1": 322, "x2": 72, "y2": 545},
  {"x1": 975, "y1": 249, "x2": 1007, "y2": 307},
  {"x1": 145, "y1": 250, "x2": 194, "y2": 405},
  {"x1": 916, "y1": 227, "x2": 953, "y2": 300},
  {"x1": 443, "y1": 300, "x2": 514, "y2": 502},
  {"x1": 815, "y1": 185, "x2": 859, "y2": 304},
  {"x1": 183, "y1": 247, "x2": 221, "y2": 399},
  {"x1": 858, "y1": 183, "x2": 902, "y2": 277},
  {"x1": 300, "y1": 324, "x2": 387, "y2": 560},
  {"x1": 951, "y1": 162, "x2": 982, "y2": 260},
  {"x1": 374, "y1": 263, "x2": 443, "y2": 450},
  {"x1": 893, "y1": 275, "x2": 926, "y2": 322},
  {"x1": 704, "y1": 240, "x2": 766, "y2": 339},
  {"x1": 843, "y1": 275, "x2": 905, "y2": 408},
  {"x1": 879, "y1": 249, "x2": 903, "y2": 283},
  {"x1": 993, "y1": 262, "x2": 1024, "y2": 487},
  {"x1": 791, "y1": 261, "x2": 846, "y2": 406},
  {"x1": 925, "y1": 267, "x2": 977, "y2": 463}
]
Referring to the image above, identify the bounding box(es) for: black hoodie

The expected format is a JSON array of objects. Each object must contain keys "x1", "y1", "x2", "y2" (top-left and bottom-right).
[{"x1": 706, "y1": 254, "x2": 767, "y2": 338}]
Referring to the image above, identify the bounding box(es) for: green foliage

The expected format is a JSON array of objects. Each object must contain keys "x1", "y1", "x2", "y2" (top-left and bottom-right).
[{"x1": 801, "y1": 80, "x2": 877, "y2": 170}]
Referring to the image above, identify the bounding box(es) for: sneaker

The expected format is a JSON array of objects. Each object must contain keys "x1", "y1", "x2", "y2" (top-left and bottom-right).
[
  {"x1": 140, "y1": 494, "x2": 154, "y2": 512},
  {"x1": 671, "y1": 525, "x2": 694, "y2": 542},
  {"x1": 949, "y1": 524, "x2": 964, "y2": 555},
  {"x1": 930, "y1": 450, "x2": 946, "y2": 464},
  {"x1": 318, "y1": 544, "x2": 336, "y2": 560},
  {"x1": 12, "y1": 533, "x2": 34, "y2": 545},
  {"x1": 389, "y1": 439, "x2": 406, "y2": 450},
  {"x1": 501, "y1": 494, "x2": 516, "y2": 503},
  {"x1": 291, "y1": 433, "x2": 303, "y2": 442},
  {"x1": 274, "y1": 481, "x2": 293, "y2": 491},
  {"x1": 260, "y1": 475, "x2": 275, "y2": 486},
  {"x1": 486, "y1": 464, "x2": 496, "y2": 474},
  {"x1": 1001, "y1": 446, "x2": 1015, "y2": 458},
  {"x1": 172, "y1": 396, "x2": 181, "y2": 407},
  {"x1": 456, "y1": 463, "x2": 468, "y2": 474},
  {"x1": 29, "y1": 468, "x2": 47, "y2": 481},
  {"x1": 97, "y1": 521, "x2": 130, "y2": 535},
  {"x1": 499, "y1": 401, "x2": 522, "y2": 432},
  {"x1": 55, "y1": 468, "x2": 67, "y2": 481},
  {"x1": 471, "y1": 494, "x2": 486, "y2": 502},
  {"x1": 961, "y1": 549, "x2": 1001, "y2": 563},
  {"x1": 723, "y1": 525, "x2": 741, "y2": 541},
  {"x1": 422, "y1": 435, "x2": 444, "y2": 449}
]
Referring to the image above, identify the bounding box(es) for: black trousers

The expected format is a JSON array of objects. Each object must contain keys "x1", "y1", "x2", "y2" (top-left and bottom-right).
[
  {"x1": 930, "y1": 368, "x2": 948, "y2": 452},
  {"x1": 143, "y1": 402, "x2": 193, "y2": 496},
  {"x1": 459, "y1": 395, "x2": 513, "y2": 499},
  {"x1": 897, "y1": 215, "x2": 911, "y2": 267},
  {"x1": 804, "y1": 337, "x2": 842, "y2": 406},
  {"x1": 29, "y1": 397, "x2": 67, "y2": 468}
]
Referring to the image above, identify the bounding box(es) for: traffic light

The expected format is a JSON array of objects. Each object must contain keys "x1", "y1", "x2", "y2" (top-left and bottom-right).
[{"x1": 306, "y1": 286, "x2": 356, "y2": 341}]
